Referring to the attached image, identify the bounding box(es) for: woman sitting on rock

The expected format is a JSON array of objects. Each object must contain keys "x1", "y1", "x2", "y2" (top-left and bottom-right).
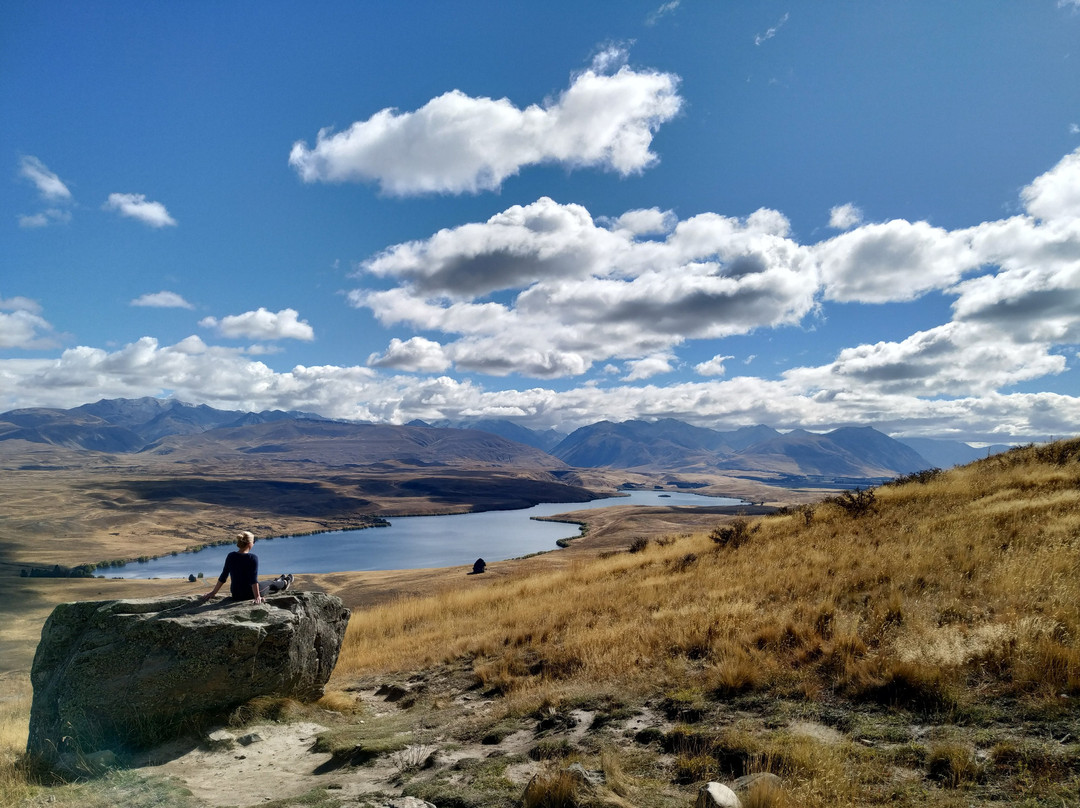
[{"x1": 200, "y1": 530, "x2": 263, "y2": 604}]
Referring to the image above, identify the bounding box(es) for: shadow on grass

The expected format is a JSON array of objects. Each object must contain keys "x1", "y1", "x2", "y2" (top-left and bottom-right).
[{"x1": 103, "y1": 479, "x2": 373, "y2": 517}]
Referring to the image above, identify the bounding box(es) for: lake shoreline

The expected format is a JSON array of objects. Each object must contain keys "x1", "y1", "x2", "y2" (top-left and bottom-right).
[{"x1": 99, "y1": 490, "x2": 750, "y2": 579}]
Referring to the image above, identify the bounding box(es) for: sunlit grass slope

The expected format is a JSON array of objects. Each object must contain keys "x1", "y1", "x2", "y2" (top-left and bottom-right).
[{"x1": 340, "y1": 440, "x2": 1080, "y2": 710}]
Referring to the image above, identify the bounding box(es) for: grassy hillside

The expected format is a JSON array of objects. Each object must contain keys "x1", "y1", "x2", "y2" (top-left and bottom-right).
[
  {"x1": 335, "y1": 440, "x2": 1080, "y2": 805},
  {"x1": 3, "y1": 440, "x2": 1078, "y2": 807}
]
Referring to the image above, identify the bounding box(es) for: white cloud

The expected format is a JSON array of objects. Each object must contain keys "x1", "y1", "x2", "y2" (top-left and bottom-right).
[
  {"x1": 351, "y1": 197, "x2": 818, "y2": 378},
  {"x1": 828, "y1": 203, "x2": 863, "y2": 230},
  {"x1": 815, "y1": 219, "x2": 979, "y2": 303},
  {"x1": 7, "y1": 148, "x2": 1080, "y2": 443},
  {"x1": 589, "y1": 44, "x2": 632, "y2": 74},
  {"x1": 695, "y1": 354, "x2": 734, "y2": 377},
  {"x1": 199, "y1": 308, "x2": 315, "y2": 341},
  {"x1": 609, "y1": 207, "x2": 676, "y2": 235},
  {"x1": 131, "y1": 291, "x2": 194, "y2": 309},
  {"x1": 103, "y1": 193, "x2": 177, "y2": 228},
  {"x1": 4, "y1": 335, "x2": 1079, "y2": 441},
  {"x1": 368, "y1": 337, "x2": 451, "y2": 372},
  {"x1": 1020, "y1": 147, "x2": 1080, "y2": 222},
  {"x1": 17, "y1": 157, "x2": 74, "y2": 227},
  {"x1": 755, "y1": 12, "x2": 789, "y2": 46},
  {"x1": 18, "y1": 156, "x2": 72, "y2": 201},
  {"x1": 0, "y1": 296, "x2": 57, "y2": 349},
  {"x1": 343, "y1": 147, "x2": 1080, "y2": 416},
  {"x1": 17, "y1": 209, "x2": 72, "y2": 229},
  {"x1": 646, "y1": 1, "x2": 680, "y2": 26},
  {"x1": 623, "y1": 354, "x2": 675, "y2": 381},
  {"x1": 289, "y1": 62, "x2": 681, "y2": 195},
  {"x1": 788, "y1": 322, "x2": 1065, "y2": 398}
]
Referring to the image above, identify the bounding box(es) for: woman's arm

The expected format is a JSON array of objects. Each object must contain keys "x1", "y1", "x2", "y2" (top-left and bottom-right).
[
  {"x1": 200, "y1": 579, "x2": 225, "y2": 602},
  {"x1": 201, "y1": 556, "x2": 231, "y2": 602}
]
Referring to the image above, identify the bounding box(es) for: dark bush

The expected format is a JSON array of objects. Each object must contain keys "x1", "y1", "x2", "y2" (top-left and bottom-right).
[
  {"x1": 886, "y1": 468, "x2": 943, "y2": 486},
  {"x1": 829, "y1": 487, "x2": 877, "y2": 518},
  {"x1": 710, "y1": 518, "x2": 750, "y2": 548}
]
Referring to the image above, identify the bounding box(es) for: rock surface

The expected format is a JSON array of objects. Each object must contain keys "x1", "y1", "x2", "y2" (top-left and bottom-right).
[
  {"x1": 695, "y1": 781, "x2": 742, "y2": 808},
  {"x1": 27, "y1": 591, "x2": 350, "y2": 769}
]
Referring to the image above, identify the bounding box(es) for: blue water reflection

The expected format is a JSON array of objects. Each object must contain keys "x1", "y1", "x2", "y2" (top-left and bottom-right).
[{"x1": 110, "y1": 489, "x2": 742, "y2": 578}]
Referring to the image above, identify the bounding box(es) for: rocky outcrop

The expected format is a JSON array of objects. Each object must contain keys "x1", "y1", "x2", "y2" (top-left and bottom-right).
[{"x1": 27, "y1": 591, "x2": 350, "y2": 770}]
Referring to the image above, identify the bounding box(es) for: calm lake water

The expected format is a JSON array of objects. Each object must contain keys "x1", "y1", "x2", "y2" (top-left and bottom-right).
[{"x1": 110, "y1": 489, "x2": 742, "y2": 578}]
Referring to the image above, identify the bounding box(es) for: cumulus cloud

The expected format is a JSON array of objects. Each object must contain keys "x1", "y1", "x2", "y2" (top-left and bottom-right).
[
  {"x1": 289, "y1": 60, "x2": 681, "y2": 195},
  {"x1": 4, "y1": 335, "x2": 1079, "y2": 441},
  {"x1": 1020, "y1": 147, "x2": 1080, "y2": 221},
  {"x1": 18, "y1": 156, "x2": 72, "y2": 201},
  {"x1": 695, "y1": 354, "x2": 734, "y2": 377},
  {"x1": 199, "y1": 308, "x2": 315, "y2": 341},
  {"x1": 828, "y1": 203, "x2": 863, "y2": 230},
  {"x1": 789, "y1": 322, "x2": 1065, "y2": 398},
  {"x1": 131, "y1": 291, "x2": 194, "y2": 309},
  {"x1": 368, "y1": 336, "x2": 451, "y2": 372},
  {"x1": 343, "y1": 147, "x2": 1080, "y2": 421},
  {"x1": 623, "y1": 354, "x2": 675, "y2": 381},
  {"x1": 0, "y1": 295, "x2": 57, "y2": 349},
  {"x1": 608, "y1": 207, "x2": 677, "y2": 235},
  {"x1": 815, "y1": 219, "x2": 979, "y2": 303},
  {"x1": 7, "y1": 148, "x2": 1080, "y2": 442},
  {"x1": 103, "y1": 193, "x2": 177, "y2": 227},
  {"x1": 351, "y1": 197, "x2": 818, "y2": 377}
]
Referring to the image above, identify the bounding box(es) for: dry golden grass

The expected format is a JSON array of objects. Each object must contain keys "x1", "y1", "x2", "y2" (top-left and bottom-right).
[
  {"x1": 0, "y1": 674, "x2": 32, "y2": 805},
  {"x1": 340, "y1": 441, "x2": 1080, "y2": 711},
  {"x1": 335, "y1": 440, "x2": 1080, "y2": 805}
]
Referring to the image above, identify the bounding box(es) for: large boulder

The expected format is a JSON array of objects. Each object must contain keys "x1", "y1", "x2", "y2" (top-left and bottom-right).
[{"x1": 27, "y1": 591, "x2": 350, "y2": 769}]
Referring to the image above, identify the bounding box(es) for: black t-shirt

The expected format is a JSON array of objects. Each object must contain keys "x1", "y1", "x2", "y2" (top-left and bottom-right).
[{"x1": 219, "y1": 551, "x2": 259, "y2": 600}]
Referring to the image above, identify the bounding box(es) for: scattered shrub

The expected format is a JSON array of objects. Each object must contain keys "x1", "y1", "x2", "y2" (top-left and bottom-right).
[
  {"x1": 627, "y1": 536, "x2": 650, "y2": 553},
  {"x1": 828, "y1": 487, "x2": 877, "y2": 518},
  {"x1": 670, "y1": 552, "x2": 698, "y2": 572},
  {"x1": 886, "y1": 468, "x2": 943, "y2": 486},
  {"x1": 710, "y1": 518, "x2": 751, "y2": 548}
]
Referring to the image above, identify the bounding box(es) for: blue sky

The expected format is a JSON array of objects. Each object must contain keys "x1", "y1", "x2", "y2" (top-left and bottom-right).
[{"x1": 4, "y1": 1, "x2": 1080, "y2": 442}]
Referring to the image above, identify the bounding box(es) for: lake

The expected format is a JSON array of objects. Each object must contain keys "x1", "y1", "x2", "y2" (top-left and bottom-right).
[{"x1": 108, "y1": 489, "x2": 744, "y2": 578}]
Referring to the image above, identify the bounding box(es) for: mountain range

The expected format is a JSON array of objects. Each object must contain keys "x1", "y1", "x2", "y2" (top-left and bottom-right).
[{"x1": 0, "y1": 397, "x2": 1012, "y2": 479}]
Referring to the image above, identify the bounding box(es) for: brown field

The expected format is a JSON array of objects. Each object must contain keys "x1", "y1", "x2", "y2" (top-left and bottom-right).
[{"x1": 17, "y1": 442, "x2": 1077, "y2": 805}]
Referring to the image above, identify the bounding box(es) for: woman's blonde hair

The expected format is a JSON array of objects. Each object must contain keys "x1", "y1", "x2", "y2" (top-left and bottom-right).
[{"x1": 235, "y1": 530, "x2": 255, "y2": 549}]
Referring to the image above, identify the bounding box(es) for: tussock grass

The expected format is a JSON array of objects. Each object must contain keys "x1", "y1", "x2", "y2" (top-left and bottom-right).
[
  {"x1": 0, "y1": 675, "x2": 32, "y2": 806},
  {"x1": 337, "y1": 439, "x2": 1080, "y2": 804},
  {"x1": 340, "y1": 441, "x2": 1080, "y2": 710}
]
